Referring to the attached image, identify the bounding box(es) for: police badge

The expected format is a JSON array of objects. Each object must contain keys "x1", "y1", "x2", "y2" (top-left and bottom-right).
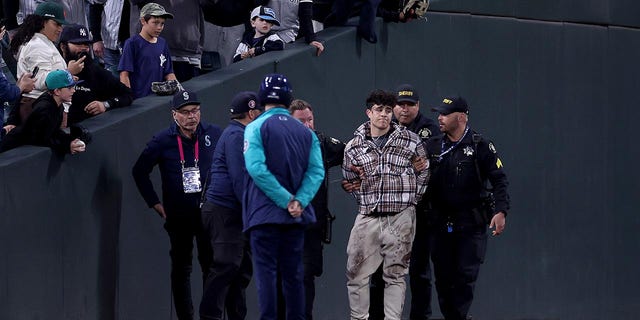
[
  {"x1": 418, "y1": 128, "x2": 431, "y2": 139},
  {"x1": 463, "y1": 146, "x2": 474, "y2": 156}
]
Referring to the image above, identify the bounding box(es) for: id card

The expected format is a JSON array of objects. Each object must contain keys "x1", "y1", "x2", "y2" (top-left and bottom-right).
[{"x1": 181, "y1": 166, "x2": 202, "y2": 193}]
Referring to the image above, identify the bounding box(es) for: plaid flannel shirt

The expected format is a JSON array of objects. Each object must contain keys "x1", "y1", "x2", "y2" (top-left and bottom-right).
[{"x1": 343, "y1": 122, "x2": 429, "y2": 215}]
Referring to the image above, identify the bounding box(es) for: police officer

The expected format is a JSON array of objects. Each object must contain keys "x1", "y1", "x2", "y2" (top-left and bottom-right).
[
  {"x1": 132, "y1": 90, "x2": 222, "y2": 320},
  {"x1": 285, "y1": 99, "x2": 345, "y2": 320},
  {"x1": 426, "y1": 96, "x2": 509, "y2": 320}
]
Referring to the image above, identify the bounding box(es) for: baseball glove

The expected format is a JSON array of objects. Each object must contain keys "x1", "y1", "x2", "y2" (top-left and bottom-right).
[
  {"x1": 151, "y1": 80, "x2": 182, "y2": 96},
  {"x1": 400, "y1": 0, "x2": 430, "y2": 20}
]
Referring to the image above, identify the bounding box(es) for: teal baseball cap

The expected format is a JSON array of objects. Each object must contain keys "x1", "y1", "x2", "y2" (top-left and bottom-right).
[
  {"x1": 46, "y1": 70, "x2": 83, "y2": 90},
  {"x1": 34, "y1": 1, "x2": 68, "y2": 25}
]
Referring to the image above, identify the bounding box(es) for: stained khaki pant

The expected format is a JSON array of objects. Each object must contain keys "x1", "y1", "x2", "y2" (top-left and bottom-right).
[{"x1": 346, "y1": 206, "x2": 416, "y2": 320}]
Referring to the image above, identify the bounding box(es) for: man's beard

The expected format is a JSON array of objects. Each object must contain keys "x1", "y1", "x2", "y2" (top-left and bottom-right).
[{"x1": 64, "y1": 46, "x2": 93, "y2": 65}]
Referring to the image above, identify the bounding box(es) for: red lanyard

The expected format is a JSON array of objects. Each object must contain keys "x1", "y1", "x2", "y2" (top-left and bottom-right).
[{"x1": 176, "y1": 136, "x2": 199, "y2": 167}]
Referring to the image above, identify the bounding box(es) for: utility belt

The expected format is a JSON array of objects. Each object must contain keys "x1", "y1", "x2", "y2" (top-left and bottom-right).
[
  {"x1": 473, "y1": 192, "x2": 496, "y2": 226},
  {"x1": 425, "y1": 193, "x2": 496, "y2": 229}
]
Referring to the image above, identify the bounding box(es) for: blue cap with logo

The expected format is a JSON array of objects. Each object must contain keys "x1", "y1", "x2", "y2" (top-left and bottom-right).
[
  {"x1": 251, "y1": 6, "x2": 280, "y2": 26},
  {"x1": 60, "y1": 24, "x2": 92, "y2": 44},
  {"x1": 230, "y1": 91, "x2": 262, "y2": 114},
  {"x1": 46, "y1": 69, "x2": 83, "y2": 90},
  {"x1": 172, "y1": 90, "x2": 200, "y2": 110},
  {"x1": 259, "y1": 73, "x2": 292, "y2": 107}
]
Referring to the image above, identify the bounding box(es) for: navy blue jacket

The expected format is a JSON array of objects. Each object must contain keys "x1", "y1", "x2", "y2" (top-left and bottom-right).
[
  {"x1": 0, "y1": 70, "x2": 20, "y2": 131},
  {"x1": 132, "y1": 121, "x2": 222, "y2": 213},
  {"x1": 242, "y1": 107, "x2": 324, "y2": 231},
  {"x1": 205, "y1": 120, "x2": 248, "y2": 211}
]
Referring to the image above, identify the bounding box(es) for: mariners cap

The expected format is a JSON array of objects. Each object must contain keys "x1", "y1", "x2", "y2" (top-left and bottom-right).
[
  {"x1": 431, "y1": 96, "x2": 469, "y2": 115},
  {"x1": 172, "y1": 90, "x2": 200, "y2": 110},
  {"x1": 396, "y1": 84, "x2": 419, "y2": 104},
  {"x1": 140, "y1": 3, "x2": 174, "y2": 19},
  {"x1": 251, "y1": 6, "x2": 280, "y2": 26},
  {"x1": 46, "y1": 69, "x2": 83, "y2": 90},
  {"x1": 60, "y1": 24, "x2": 92, "y2": 44},
  {"x1": 34, "y1": 1, "x2": 68, "y2": 25},
  {"x1": 230, "y1": 91, "x2": 262, "y2": 115}
]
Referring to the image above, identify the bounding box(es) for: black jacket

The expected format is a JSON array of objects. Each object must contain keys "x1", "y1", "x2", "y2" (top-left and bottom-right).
[
  {"x1": 310, "y1": 131, "x2": 345, "y2": 221},
  {"x1": 402, "y1": 111, "x2": 439, "y2": 141},
  {"x1": 68, "y1": 59, "x2": 133, "y2": 125},
  {"x1": 0, "y1": 93, "x2": 74, "y2": 154},
  {"x1": 425, "y1": 127, "x2": 510, "y2": 223},
  {"x1": 232, "y1": 30, "x2": 285, "y2": 63}
]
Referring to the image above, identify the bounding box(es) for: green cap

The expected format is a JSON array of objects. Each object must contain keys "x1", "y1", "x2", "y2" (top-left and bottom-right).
[
  {"x1": 46, "y1": 70, "x2": 83, "y2": 90},
  {"x1": 34, "y1": 1, "x2": 68, "y2": 25},
  {"x1": 139, "y1": 3, "x2": 174, "y2": 19}
]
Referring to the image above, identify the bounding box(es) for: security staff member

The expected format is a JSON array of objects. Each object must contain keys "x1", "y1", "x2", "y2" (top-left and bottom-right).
[
  {"x1": 132, "y1": 90, "x2": 222, "y2": 320},
  {"x1": 200, "y1": 91, "x2": 263, "y2": 320},
  {"x1": 426, "y1": 96, "x2": 509, "y2": 320}
]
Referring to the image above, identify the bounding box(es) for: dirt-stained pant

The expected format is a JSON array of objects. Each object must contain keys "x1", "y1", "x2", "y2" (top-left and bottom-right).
[{"x1": 346, "y1": 206, "x2": 416, "y2": 320}]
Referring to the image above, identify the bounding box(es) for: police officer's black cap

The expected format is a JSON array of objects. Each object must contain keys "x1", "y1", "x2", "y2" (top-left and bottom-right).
[
  {"x1": 171, "y1": 90, "x2": 200, "y2": 110},
  {"x1": 431, "y1": 96, "x2": 469, "y2": 115},
  {"x1": 396, "y1": 84, "x2": 419, "y2": 103}
]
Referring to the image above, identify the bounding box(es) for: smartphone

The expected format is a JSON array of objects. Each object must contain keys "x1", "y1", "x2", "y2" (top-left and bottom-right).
[
  {"x1": 30, "y1": 66, "x2": 39, "y2": 78},
  {"x1": 0, "y1": 18, "x2": 6, "y2": 30}
]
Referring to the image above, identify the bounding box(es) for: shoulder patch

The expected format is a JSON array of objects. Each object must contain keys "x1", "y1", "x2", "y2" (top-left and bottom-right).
[{"x1": 489, "y1": 142, "x2": 497, "y2": 154}]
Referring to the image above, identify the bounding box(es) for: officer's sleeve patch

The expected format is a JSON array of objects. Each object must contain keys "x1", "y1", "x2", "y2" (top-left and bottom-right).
[
  {"x1": 489, "y1": 142, "x2": 497, "y2": 154},
  {"x1": 496, "y1": 158, "x2": 503, "y2": 168}
]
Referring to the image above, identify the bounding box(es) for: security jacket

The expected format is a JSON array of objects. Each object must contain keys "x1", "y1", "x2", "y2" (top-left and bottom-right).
[
  {"x1": 243, "y1": 107, "x2": 324, "y2": 231},
  {"x1": 132, "y1": 121, "x2": 222, "y2": 213}
]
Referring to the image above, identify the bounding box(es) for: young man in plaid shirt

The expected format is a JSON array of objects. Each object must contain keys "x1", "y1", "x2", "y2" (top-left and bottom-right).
[{"x1": 342, "y1": 89, "x2": 430, "y2": 320}]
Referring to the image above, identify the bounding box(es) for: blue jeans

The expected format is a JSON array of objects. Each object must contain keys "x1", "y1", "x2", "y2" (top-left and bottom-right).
[{"x1": 103, "y1": 47, "x2": 122, "y2": 78}]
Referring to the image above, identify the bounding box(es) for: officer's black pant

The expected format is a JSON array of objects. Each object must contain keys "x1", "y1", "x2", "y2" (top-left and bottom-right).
[
  {"x1": 431, "y1": 224, "x2": 487, "y2": 320},
  {"x1": 164, "y1": 208, "x2": 212, "y2": 320},
  {"x1": 200, "y1": 202, "x2": 253, "y2": 320},
  {"x1": 409, "y1": 214, "x2": 434, "y2": 320},
  {"x1": 277, "y1": 217, "x2": 325, "y2": 320}
]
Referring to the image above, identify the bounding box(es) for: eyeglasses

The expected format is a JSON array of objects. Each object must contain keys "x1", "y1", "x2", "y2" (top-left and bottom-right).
[{"x1": 175, "y1": 108, "x2": 201, "y2": 116}]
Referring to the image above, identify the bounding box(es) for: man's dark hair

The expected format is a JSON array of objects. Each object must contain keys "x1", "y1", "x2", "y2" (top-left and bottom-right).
[
  {"x1": 288, "y1": 99, "x2": 313, "y2": 113},
  {"x1": 366, "y1": 89, "x2": 396, "y2": 109},
  {"x1": 230, "y1": 112, "x2": 246, "y2": 120}
]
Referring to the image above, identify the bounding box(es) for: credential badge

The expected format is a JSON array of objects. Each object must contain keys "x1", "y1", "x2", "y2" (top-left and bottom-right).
[{"x1": 463, "y1": 146, "x2": 474, "y2": 156}]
